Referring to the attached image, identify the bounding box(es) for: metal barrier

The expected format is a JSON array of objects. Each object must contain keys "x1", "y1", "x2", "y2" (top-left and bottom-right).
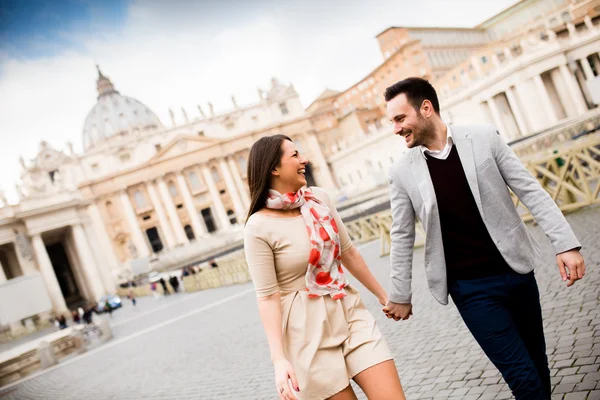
[{"x1": 346, "y1": 133, "x2": 600, "y2": 256}]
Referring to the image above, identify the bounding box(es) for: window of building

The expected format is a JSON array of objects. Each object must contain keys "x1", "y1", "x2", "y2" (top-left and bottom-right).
[
  {"x1": 279, "y1": 102, "x2": 289, "y2": 115},
  {"x1": 48, "y1": 170, "x2": 58, "y2": 183},
  {"x1": 188, "y1": 171, "x2": 202, "y2": 191},
  {"x1": 120, "y1": 153, "x2": 131, "y2": 163},
  {"x1": 134, "y1": 190, "x2": 147, "y2": 208},
  {"x1": 168, "y1": 182, "x2": 178, "y2": 197},
  {"x1": 227, "y1": 210, "x2": 237, "y2": 225},
  {"x1": 91, "y1": 163, "x2": 100, "y2": 172},
  {"x1": 184, "y1": 225, "x2": 195, "y2": 241},
  {"x1": 225, "y1": 122, "x2": 235, "y2": 130},
  {"x1": 211, "y1": 166, "x2": 221, "y2": 183},
  {"x1": 155, "y1": 144, "x2": 162, "y2": 152},
  {"x1": 197, "y1": 131, "x2": 205, "y2": 136},
  {"x1": 481, "y1": 56, "x2": 488, "y2": 64},
  {"x1": 357, "y1": 170, "x2": 363, "y2": 180}
]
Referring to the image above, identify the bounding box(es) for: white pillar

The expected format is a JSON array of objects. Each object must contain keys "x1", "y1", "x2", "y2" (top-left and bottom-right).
[
  {"x1": 533, "y1": 75, "x2": 559, "y2": 124},
  {"x1": 119, "y1": 191, "x2": 150, "y2": 257},
  {"x1": 175, "y1": 172, "x2": 206, "y2": 238},
  {"x1": 201, "y1": 166, "x2": 231, "y2": 230},
  {"x1": 31, "y1": 234, "x2": 68, "y2": 313},
  {"x1": 559, "y1": 64, "x2": 588, "y2": 115},
  {"x1": 72, "y1": 224, "x2": 105, "y2": 301},
  {"x1": 580, "y1": 57, "x2": 595, "y2": 80},
  {"x1": 227, "y1": 157, "x2": 250, "y2": 208},
  {"x1": 146, "y1": 181, "x2": 176, "y2": 248},
  {"x1": 88, "y1": 204, "x2": 121, "y2": 285},
  {"x1": 305, "y1": 133, "x2": 337, "y2": 191},
  {"x1": 81, "y1": 221, "x2": 115, "y2": 294},
  {"x1": 156, "y1": 177, "x2": 188, "y2": 244},
  {"x1": 0, "y1": 259, "x2": 6, "y2": 281},
  {"x1": 486, "y1": 97, "x2": 509, "y2": 141},
  {"x1": 505, "y1": 87, "x2": 529, "y2": 137},
  {"x1": 219, "y1": 159, "x2": 246, "y2": 223},
  {"x1": 584, "y1": 15, "x2": 595, "y2": 32}
]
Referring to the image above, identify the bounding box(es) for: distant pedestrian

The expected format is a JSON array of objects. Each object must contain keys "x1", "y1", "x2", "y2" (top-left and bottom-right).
[
  {"x1": 169, "y1": 275, "x2": 179, "y2": 293},
  {"x1": 104, "y1": 299, "x2": 113, "y2": 317},
  {"x1": 128, "y1": 282, "x2": 137, "y2": 306},
  {"x1": 159, "y1": 277, "x2": 170, "y2": 295},
  {"x1": 150, "y1": 281, "x2": 160, "y2": 299},
  {"x1": 71, "y1": 310, "x2": 81, "y2": 324}
]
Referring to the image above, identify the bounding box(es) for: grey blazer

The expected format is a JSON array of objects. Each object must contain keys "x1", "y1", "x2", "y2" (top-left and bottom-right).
[{"x1": 388, "y1": 124, "x2": 581, "y2": 305}]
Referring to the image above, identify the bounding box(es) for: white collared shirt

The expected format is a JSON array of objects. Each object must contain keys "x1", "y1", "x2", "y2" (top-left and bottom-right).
[{"x1": 420, "y1": 124, "x2": 453, "y2": 160}]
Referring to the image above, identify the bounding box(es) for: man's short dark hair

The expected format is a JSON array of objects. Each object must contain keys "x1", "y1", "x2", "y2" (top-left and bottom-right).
[{"x1": 384, "y1": 77, "x2": 440, "y2": 114}]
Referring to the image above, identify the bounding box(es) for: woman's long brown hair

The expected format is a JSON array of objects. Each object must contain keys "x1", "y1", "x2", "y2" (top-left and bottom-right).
[{"x1": 245, "y1": 134, "x2": 292, "y2": 223}]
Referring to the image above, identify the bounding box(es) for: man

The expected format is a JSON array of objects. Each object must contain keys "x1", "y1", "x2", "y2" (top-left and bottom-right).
[{"x1": 381, "y1": 77, "x2": 586, "y2": 399}]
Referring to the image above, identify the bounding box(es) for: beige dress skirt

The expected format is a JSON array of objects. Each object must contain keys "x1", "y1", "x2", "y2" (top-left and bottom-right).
[{"x1": 244, "y1": 187, "x2": 393, "y2": 399}]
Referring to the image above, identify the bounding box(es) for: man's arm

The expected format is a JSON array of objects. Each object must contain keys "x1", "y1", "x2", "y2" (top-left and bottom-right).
[
  {"x1": 490, "y1": 129, "x2": 585, "y2": 286},
  {"x1": 387, "y1": 169, "x2": 416, "y2": 304},
  {"x1": 489, "y1": 129, "x2": 580, "y2": 253}
]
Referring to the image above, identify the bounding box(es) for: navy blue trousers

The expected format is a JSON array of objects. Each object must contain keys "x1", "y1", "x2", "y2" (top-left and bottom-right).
[{"x1": 449, "y1": 271, "x2": 551, "y2": 400}]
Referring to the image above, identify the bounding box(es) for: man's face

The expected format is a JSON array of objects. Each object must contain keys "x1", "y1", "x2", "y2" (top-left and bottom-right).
[{"x1": 386, "y1": 93, "x2": 432, "y2": 148}]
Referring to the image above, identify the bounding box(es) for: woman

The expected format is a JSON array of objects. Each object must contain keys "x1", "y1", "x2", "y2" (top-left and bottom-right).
[{"x1": 244, "y1": 135, "x2": 405, "y2": 400}]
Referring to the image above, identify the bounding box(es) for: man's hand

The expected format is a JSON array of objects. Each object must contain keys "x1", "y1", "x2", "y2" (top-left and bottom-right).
[
  {"x1": 557, "y1": 249, "x2": 586, "y2": 287},
  {"x1": 382, "y1": 301, "x2": 413, "y2": 321}
]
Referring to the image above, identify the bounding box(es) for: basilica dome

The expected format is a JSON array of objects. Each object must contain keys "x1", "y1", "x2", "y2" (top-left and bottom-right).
[{"x1": 82, "y1": 67, "x2": 163, "y2": 151}]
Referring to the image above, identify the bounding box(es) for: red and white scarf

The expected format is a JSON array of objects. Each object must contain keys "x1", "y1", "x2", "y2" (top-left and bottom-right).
[{"x1": 266, "y1": 188, "x2": 347, "y2": 300}]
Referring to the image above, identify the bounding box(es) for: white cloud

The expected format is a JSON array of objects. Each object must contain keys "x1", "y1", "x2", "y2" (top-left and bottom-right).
[{"x1": 0, "y1": 0, "x2": 519, "y2": 203}]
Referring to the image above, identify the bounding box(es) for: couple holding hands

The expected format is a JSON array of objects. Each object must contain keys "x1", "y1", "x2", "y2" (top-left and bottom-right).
[{"x1": 244, "y1": 78, "x2": 586, "y2": 400}]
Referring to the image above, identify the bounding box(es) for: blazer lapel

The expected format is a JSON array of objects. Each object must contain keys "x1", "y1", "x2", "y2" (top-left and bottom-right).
[
  {"x1": 453, "y1": 127, "x2": 484, "y2": 216},
  {"x1": 410, "y1": 149, "x2": 437, "y2": 231}
]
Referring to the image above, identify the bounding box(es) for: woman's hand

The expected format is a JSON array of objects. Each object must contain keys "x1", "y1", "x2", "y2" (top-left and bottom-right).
[
  {"x1": 377, "y1": 291, "x2": 388, "y2": 307},
  {"x1": 273, "y1": 358, "x2": 300, "y2": 400}
]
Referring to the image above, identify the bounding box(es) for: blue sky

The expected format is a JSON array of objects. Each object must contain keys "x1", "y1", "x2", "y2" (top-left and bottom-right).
[
  {"x1": 1, "y1": 0, "x2": 128, "y2": 59},
  {"x1": 0, "y1": 0, "x2": 519, "y2": 203}
]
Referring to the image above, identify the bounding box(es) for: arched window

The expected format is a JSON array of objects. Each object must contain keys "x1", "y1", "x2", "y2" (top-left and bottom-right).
[
  {"x1": 168, "y1": 181, "x2": 178, "y2": 197},
  {"x1": 211, "y1": 166, "x2": 221, "y2": 183},
  {"x1": 134, "y1": 190, "x2": 147, "y2": 208},
  {"x1": 188, "y1": 171, "x2": 202, "y2": 190}
]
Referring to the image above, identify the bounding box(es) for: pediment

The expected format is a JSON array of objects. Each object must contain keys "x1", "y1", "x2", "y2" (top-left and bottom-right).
[{"x1": 150, "y1": 135, "x2": 219, "y2": 163}]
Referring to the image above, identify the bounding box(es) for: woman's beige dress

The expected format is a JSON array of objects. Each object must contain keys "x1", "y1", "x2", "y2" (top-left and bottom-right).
[{"x1": 244, "y1": 187, "x2": 392, "y2": 400}]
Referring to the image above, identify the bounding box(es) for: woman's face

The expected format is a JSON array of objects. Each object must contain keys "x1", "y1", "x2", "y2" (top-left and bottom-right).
[{"x1": 272, "y1": 140, "x2": 309, "y2": 191}]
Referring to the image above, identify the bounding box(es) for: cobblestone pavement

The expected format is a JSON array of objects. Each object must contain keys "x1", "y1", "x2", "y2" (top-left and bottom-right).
[{"x1": 1, "y1": 206, "x2": 598, "y2": 400}]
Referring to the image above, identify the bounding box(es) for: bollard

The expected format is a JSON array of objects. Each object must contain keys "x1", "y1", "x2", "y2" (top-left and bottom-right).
[
  {"x1": 71, "y1": 328, "x2": 87, "y2": 354},
  {"x1": 95, "y1": 317, "x2": 113, "y2": 343},
  {"x1": 37, "y1": 341, "x2": 57, "y2": 369}
]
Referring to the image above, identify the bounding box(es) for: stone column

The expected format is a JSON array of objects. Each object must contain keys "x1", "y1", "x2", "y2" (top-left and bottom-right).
[
  {"x1": 218, "y1": 159, "x2": 246, "y2": 223},
  {"x1": 0, "y1": 259, "x2": 6, "y2": 281},
  {"x1": 559, "y1": 64, "x2": 588, "y2": 114},
  {"x1": 82, "y1": 220, "x2": 116, "y2": 294},
  {"x1": 584, "y1": 15, "x2": 595, "y2": 32},
  {"x1": 227, "y1": 157, "x2": 251, "y2": 208},
  {"x1": 88, "y1": 203, "x2": 122, "y2": 283},
  {"x1": 156, "y1": 177, "x2": 188, "y2": 244},
  {"x1": 72, "y1": 224, "x2": 105, "y2": 301},
  {"x1": 505, "y1": 87, "x2": 529, "y2": 136},
  {"x1": 175, "y1": 172, "x2": 206, "y2": 238},
  {"x1": 201, "y1": 165, "x2": 231, "y2": 230},
  {"x1": 486, "y1": 97, "x2": 509, "y2": 141},
  {"x1": 580, "y1": 57, "x2": 595, "y2": 80},
  {"x1": 305, "y1": 132, "x2": 337, "y2": 191},
  {"x1": 118, "y1": 191, "x2": 150, "y2": 257},
  {"x1": 31, "y1": 234, "x2": 68, "y2": 313},
  {"x1": 146, "y1": 181, "x2": 176, "y2": 248},
  {"x1": 533, "y1": 74, "x2": 558, "y2": 124}
]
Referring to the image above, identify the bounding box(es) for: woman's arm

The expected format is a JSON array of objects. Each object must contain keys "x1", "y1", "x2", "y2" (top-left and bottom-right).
[
  {"x1": 341, "y1": 246, "x2": 387, "y2": 305},
  {"x1": 256, "y1": 292, "x2": 286, "y2": 362}
]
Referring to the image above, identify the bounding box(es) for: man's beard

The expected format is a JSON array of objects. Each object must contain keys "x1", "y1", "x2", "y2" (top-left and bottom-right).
[{"x1": 408, "y1": 113, "x2": 433, "y2": 148}]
